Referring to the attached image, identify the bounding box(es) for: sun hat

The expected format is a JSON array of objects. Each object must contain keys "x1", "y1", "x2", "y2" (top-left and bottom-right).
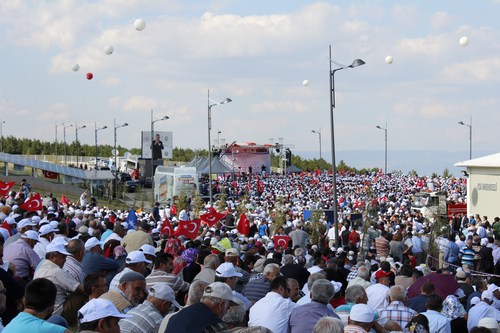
[
  {"x1": 215, "y1": 263, "x2": 243, "y2": 278},
  {"x1": 78, "y1": 299, "x2": 130, "y2": 323}
]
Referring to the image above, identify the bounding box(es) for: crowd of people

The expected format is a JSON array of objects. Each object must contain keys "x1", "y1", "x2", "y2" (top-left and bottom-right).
[{"x1": 0, "y1": 171, "x2": 499, "y2": 333}]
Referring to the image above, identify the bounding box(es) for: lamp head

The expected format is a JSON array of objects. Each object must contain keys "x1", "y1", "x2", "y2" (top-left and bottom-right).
[
  {"x1": 162, "y1": 116, "x2": 170, "y2": 120},
  {"x1": 350, "y1": 59, "x2": 365, "y2": 68},
  {"x1": 102, "y1": 126, "x2": 108, "y2": 130},
  {"x1": 311, "y1": 130, "x2": 316, "y2": 133},
  {"x1": 82, "y1": 125, "x2": 86, "y2": 129},
  {"x1": 221, "y1": 98, "x2": 232, "y2": 104},
  {"x1": 123, "y1": 123, "x2": 129, "y2": 127},
  {"x1": 376, "y1": 125, "x2": 381, "y2": 129},
  {"x1": 458, "y1": 121, "x2": 465, "y2": 125}
]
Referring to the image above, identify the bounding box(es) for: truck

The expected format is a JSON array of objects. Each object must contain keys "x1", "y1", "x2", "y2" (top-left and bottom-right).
[
  {"x1": 153, "y1": 166, "x2": 199, "y2": 204},
  {"x1": 411, "y1": 191, "x2": 467, "y2": 220}
]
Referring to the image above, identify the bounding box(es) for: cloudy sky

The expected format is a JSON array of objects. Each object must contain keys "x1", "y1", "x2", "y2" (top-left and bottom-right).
[{"x1": 0, "y1": 0, "x2": 499, "y2": 172}]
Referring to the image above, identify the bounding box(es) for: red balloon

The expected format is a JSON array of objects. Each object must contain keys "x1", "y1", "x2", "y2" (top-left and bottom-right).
[{"x1": 86, "y1": 73, "x2": 93, "y2": 80}]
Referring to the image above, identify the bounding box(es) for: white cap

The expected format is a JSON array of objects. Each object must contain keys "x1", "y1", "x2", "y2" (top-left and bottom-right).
[
  {"x1": 139, "y1": 244, "x2": 156, "y2": 257},
  {"x1": 18, "y1": 218, "x2": 36, "y2": 229},
  {"x1": 4, "y1": 217, "x2": 16, "y2": 225},
  {"x1": 349, "y1": 304, "x2": 375, "y2": 323},
  {"x1": 21, "y1": 230, "x2": 39, "y2": 242},
  {"x1": 478, "y1": 317, "x2": 499, "y2": 331},
  {"x1": 84, "y1": 237, "x2": 102, "y2": 250},
  {"x1": 39, "y1": 224, "x2": 57, "y2": 236},
  {"x1": 46, "y1": 242, "x2": 71, "y2": 255},
  {"x1": 482, "y1": 290, "x2": 495, "y2": 302},
  {"x1": 78, "y1": 299, "x2": 130, "y2": 323},
  {"x1": 149, "y1": 283, "x2": 181, "y2": 309},
  {"x1": 203, "y1": 282, "x2": 237, "y2": 303},
  {"x1": 31, "y1": 216, "x2": 41, "y2": 224},
  {"x1": 215, "y1": 263, "x2": 243, "y2": 278},
  {"x1": 126, "y1": 250, "x2": 152, "y2": 264}
]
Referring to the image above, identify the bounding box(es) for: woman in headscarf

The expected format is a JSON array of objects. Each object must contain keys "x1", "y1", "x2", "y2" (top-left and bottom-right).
[
  {"x1": 441, "y1": 294, "x2": 468, "y2": 333},
  {"x1": 404, "y1": 314, "x2": 429, "y2": 333},
  {"x1": 181, "y1": 247, "x2": 200, "y2": 283}
]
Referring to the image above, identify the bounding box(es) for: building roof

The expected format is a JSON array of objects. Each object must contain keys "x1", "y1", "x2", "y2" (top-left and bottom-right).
[{"x1": 455, "y1": 152, "x2": 500, "y2": 168}]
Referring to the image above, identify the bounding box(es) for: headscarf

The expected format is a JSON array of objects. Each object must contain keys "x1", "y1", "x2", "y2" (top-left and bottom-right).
[
  {"x1": 441, "y1": 295, "x2": 466, "y2": 320},
  {"x1": 404, "y1": 314, "x2": 430, "y2": 333},
  {"x1": 181, "y1": 247, "x2": 199, "y2": 267}
]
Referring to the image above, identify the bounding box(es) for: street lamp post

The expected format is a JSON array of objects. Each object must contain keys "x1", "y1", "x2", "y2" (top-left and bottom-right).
[
  {"x1": 217, "y1": 131, "x2": 222, "y2": 145},
  {"x1": 376, "y1": 122, "x2": 388, "y2": 174},
  {"x1": 75, "y1": 123, "x2": 86, "y2": 167},
  {"x1": 328, "y1": 45, "x2": 365, "y2": 246},
  {"x1": 94, "y1": 122, "x2": 108, "y2": 170},
  {"x1": 150, "y1": 110, "x2": 169, "y2": 199},
  {"x1": 311, "y1": 129, "x2": 322, "y2": 160},
  {"x1": 458, "y1": 116, "x2": 472, "y2": 160},
  {"x1": 114, "y1": 119, "x2": 128, "y2": 199},
  {"x1": 0, "y1": 120, "x2": 5, "y2": 152},
  {"x1": 63, "y1": 123, "x2": 73, "y2": 165},
  {"x1": 207, "y1": 90, "x2": 232, "y2": 207}
]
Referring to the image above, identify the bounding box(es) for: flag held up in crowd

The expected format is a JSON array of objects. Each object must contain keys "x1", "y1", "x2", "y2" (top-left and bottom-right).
[
  {"x1": 20, "y1": 193, "x2": 43, "y2": 212},
  {"x1": 237, "y1": 213, "x2": 250, "y2": 236},
  {"x1": 0, "y1": 181, "x2": 15, "y2": 196},
  {"x1": 200, "y1": 207, "x2": 226, "y2": 227},
  {"x1": 175, "y1": 219, "x2": 201, "y2": 239}
]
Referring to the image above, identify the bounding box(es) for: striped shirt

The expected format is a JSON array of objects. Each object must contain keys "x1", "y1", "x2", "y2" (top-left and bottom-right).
[
  {"x1": 146, "y1": 270, "x2": 189, "y2": 292},
  {"x1": 63, "y1": 256, "x2": 85, "y2": 284},
  {"x1": 119, "y1": 300, "x2": 163, "y2": 333},
  {"x1": 242, "y1": 273, "x2": 270, "y2": 304},
  {"x1": 460, "y1": 246, "x2": 475, "y2": 266}
]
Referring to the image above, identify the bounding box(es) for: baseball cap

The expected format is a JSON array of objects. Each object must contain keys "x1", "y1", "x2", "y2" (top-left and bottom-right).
[
  {"x1": 253, "y1": 258, "x2": 266, "y2": 273},
  {"x1": 46, "y1": 242, "x2": 71, "y2": 255},
  {"x1": 470, "y1": 296, "x2": 480, "y2": 306},
  {"x1": 39, "y1": 224, "x2": 57, "y2": 236},
  {"x1": 216, "y1": 263, "x2": 243, "y2": 278},
  {"x1": 4, "y1": 217, "x2": 16, "y2": 225},
  {"x1": 18, "y1": 218, "x2": 37, "y2": 229},
  {"x1": 203, "y1": 282, "x2": 237, "y2": 304},
  {"x1": 84, "y1": 237, "x2": 102, "y2": 251},
  {"x1": 149, "y1": 283, "x2": 181, "y2": 309},
  {"x1": 139, "y1": 244, "x2": 156, "y2": 257},
  {"x1": 126, "y1": 250, "x2": 152, "y2": 264},
  {"x1": 21, "y1": 230, "x2": 40, "y2": 242},
  {"x1": 375, "y1": 270, "x2": 391, "y2": 280},
  {"x1": 456, "y1": 270, "x2": 466, "y2": 280},
  {"x1": 225, "y1": 248, "x2": 239, "y2": 256},
  {"x1": 349, "y1": 304, "x2": 375, "y2": 323},
  {"x1": 478, "y1": 317, "x2": 499, "y2": 331},
  {"x1": 78, "y1": 299, "x2": 130, "y2": 323},
  {"x1": 482, "y1": 290, "x2": 495, "y2": 302}
]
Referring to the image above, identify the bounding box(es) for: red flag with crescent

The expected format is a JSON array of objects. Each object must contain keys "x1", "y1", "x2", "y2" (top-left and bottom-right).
[
  {"x1": 20, "y1": 193, "x2": 43, "y2": 212},
  {"x1": 170, "y1": 205, "x2": 177, "y2": 216},
  {"x1": 42, "y1": 170, "x2": 59, "y2": 179},
  {"x1": 0, "y1": 181, "x2": 15, "y2": 196},
  {"x1": 161, "y1": 217, "x2": 174, "y2": 236},
  {"x1": 237, "y1": 213, "x2": 250, "y2": 236},
  {"x1": 273, "y1": 235, "x2": 291, "y2": 248},
  {"x1": 200, "y1": 207, "x2": 226, "y2": 227},
  {"x1": 175, "y1": 219, "x2": 201, "y2": 239},
  {"x1": 60, "y1": 195, "x2": 71, "y2": 206}
]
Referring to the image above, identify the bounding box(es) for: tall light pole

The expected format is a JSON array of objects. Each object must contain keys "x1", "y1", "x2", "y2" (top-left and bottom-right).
[
  {"x1": 311, "y1": 129, "x2": 322, "y2": 160},
  {"x1": 63, "y1": 123, "x2": 73, "y2": 165},
  {"x1": 94, "y1": 123, "x2": 108, "y2": 170},
  {"x1": 458, "y1": 116, "x2": 472, "y2": 160},
  {"x1": 0, "y1": 120, "x2": 5, "y2": 152},
  {"x1": 376, "y1": 122, "x2": 387, "y2": 174},
  {"x1": 217, "y1": 130, "x2": 222, "y2": 145},
  {"x1": 208, "y1": 89, "x2": 232, "y2": 206},
  {"x1": 329, "y1": 45, "x2": 365, "y2": 246},
  {"x1": 75, "y1": 123, "x2": 86, "y2": 167},
  {"x1": 114, "y1": 118, "x2": 128, "y2": 198},
  {"x1": 151, "y1": 110, "x2": 169, "y2": 196}
]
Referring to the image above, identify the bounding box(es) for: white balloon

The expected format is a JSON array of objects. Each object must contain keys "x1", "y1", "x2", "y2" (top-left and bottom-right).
[
  {"x1": 302, "y1": 80, "x2": 310, "y2": 87},
  {"x1": 385, "y1": 56, "x2": 393, "y2": 64},
  {"x1": 104, "y1": 45, "x2": 114, "y2": 55},
  {"x1": 72, "y1": 63, "x2": 80, "y2": 72},
  {"x1": 459, "y1": 36, "x2": 469, "y2": 46},
  {"x1": 134, "y1": 18, "x2": 146, "y2": 31}
]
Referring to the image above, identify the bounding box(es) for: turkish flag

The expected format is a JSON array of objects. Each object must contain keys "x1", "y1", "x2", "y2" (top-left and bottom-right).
[
  {"x1": 174, "y1": 219, "x2": 201, "y2": 239},
  {"x1": 0, "y1": 221, "x2": 12, "y2": 236},
  {"x1": 237, "y1": 213, "x2": 250, "y2": 236},
  {"x1": 170, "y1": 204, "x2": 177, "y2": 216},
  {"x1": 42, "y1": 170, "x2": 58, "y2": 179},
  {"x1": 200, "y1": 207, "x2": 226, "y2": 227},
  {"x1": 60, "y1": 195, "x2": 71, "y2": 206},
  {"x1": 0, "y1": 181, "x2": 15, "y2": 196},
  {"x1": 274, "y1": 235, "x2": 291, "y2": 248},
  {"x1": 161, "y1": 217, "x2": 174, "y2": 236},
  {"x1": 20, "y1": 193, "x2": 43, "y2": 212}
]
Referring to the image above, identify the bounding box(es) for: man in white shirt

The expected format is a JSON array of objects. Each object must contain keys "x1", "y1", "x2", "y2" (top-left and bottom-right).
[
  {"x1": 421, "y1": 294, "x2": 451, "y2": 333},
  {"x1": 248, "y1": 276, "x2": 296, "y2": 333},
  {"x1": 468, "y1": 290, "x2": 500, "y2": 331},
  {"x1": 366, "y1": 270, "x2": 390, "y2": 313}
]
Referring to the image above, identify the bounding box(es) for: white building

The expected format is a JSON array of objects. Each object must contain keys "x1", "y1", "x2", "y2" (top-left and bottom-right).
[{"x1": 455, "y1": 153, "x2": 500, "y2": 219}]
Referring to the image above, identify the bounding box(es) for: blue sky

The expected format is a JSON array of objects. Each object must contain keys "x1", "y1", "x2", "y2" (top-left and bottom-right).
[{"x1": 0, "y1": 0, "x2": 499, "y2": 173}]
